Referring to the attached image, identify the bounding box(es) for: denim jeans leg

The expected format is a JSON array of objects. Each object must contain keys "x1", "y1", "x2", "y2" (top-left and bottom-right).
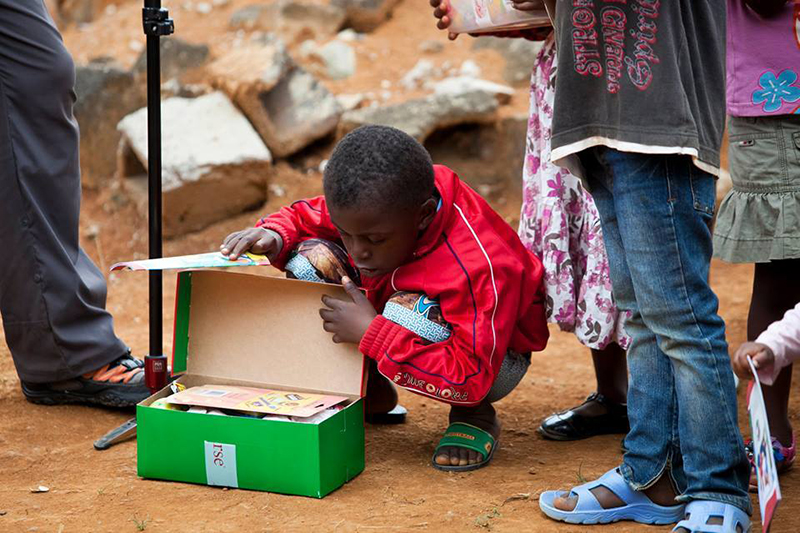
[
  {"x1": 601, "y1": 149, "x2": 751, "y2": 513},
  {"x1": 583, "y1": 152, "x2": 685, "y2": 495}
]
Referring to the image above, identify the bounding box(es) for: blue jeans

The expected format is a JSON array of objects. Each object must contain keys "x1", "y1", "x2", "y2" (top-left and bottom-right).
[{"x1": 581, "y1": 148, "x2": 751, "y2": 514}]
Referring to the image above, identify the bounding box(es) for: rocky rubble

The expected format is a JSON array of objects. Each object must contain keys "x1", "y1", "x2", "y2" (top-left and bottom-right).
[
  {"x1": 116, "y1": 92, "x2": 273, "y2": 237},
  {"x1": 67, "y1": 0, "x2": 546, "y2": 238},
  {"x1": 74, "y1": 59, "x2": 145, "y2": 188},
  {"x1": 208, "y1": 38, "x2": 342, "y2": 157}
]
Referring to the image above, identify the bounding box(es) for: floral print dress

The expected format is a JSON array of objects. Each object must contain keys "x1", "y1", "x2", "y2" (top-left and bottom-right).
[{"x1": 518, "y1": 34, "x2": 629, "y2": 350}]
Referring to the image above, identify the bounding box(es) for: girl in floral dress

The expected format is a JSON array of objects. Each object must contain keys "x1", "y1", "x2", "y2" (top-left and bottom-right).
[
  {"x1": 429, "y1": 0, "x2": 630, "y2": 440},
  {"x1": 518, "y1": 33, "x2": 630, "y2": 441}
]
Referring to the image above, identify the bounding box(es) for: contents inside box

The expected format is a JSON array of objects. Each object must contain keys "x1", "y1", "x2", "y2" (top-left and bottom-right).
[{"x1": 144, "y1": 374, "x2": 360, "y2": 426}]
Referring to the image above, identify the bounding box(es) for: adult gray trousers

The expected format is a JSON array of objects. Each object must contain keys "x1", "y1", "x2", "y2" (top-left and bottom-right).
[{"x1": 0, "y1": 0, "x2": 127, "y2": 383}]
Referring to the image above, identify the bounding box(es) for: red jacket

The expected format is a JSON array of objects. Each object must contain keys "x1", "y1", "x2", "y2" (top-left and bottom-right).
[{"x1": 258, "y1": 165, "x2": 549, "y2": 406}]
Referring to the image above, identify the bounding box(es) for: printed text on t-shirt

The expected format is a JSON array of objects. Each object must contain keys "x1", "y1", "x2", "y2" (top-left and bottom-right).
[{"x1": 570, "y1": 0, "x2": 661, "y2": 93}]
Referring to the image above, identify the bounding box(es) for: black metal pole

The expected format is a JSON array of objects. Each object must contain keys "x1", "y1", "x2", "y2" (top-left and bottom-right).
[
  {"x1": 142, "y1": 0, "x2": 173, "y2": 393},
  {"x1": 146, "y1": 0, "x2": 162, "y2": 360},
  {"x1": 93, "y1": 1, "x2": 174, "y2": 450}
]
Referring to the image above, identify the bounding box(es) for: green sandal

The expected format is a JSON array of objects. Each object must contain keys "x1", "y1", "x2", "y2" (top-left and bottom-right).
[{"x1": 431, "y1": 422, "x2": 498, "y2": 472}]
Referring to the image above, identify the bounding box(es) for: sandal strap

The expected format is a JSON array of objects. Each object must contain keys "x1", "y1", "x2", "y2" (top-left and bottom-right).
[
  {"x1": 586, "y1": 392, "x2": 627, "y2": 413},
  {"x1": 672, "y1": 500, "x2": 750, "y2": 533},
  {"x1": 571, "y1": 468, "x2": 650, "y2": 513},
  {"x1": 434, "y1": 422, "x2": 495, "y2": 460}
]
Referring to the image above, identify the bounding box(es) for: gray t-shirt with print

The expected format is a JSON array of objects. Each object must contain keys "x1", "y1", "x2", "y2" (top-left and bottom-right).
[{"x1": 549, "y1": 0, "x2": 726, "y2": 172}]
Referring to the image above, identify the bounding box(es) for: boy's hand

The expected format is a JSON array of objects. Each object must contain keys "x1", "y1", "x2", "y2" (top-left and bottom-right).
[
  {"x1": 732, "y1": 342, "x2": 776, "y2": 380},
  {"x1": 220, "y1": 227, "x2": 283, "y2": 261},
  {"x1": 319, "y1": 276, "x2": 377, "y2": 344}
]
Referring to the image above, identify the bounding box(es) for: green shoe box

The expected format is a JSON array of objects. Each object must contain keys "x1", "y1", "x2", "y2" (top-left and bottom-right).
[{"x1": 135, "y1": 269, "x2": 366, "y2": 498}]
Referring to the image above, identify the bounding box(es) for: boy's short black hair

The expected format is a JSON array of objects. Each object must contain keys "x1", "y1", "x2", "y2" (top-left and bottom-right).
[{"x1": 323, "y1": 125, "x2": 435, "y2": 212}]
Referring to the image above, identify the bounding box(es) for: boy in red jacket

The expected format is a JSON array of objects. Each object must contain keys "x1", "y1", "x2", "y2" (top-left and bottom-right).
[{"x1": 222, "y1": 126, "x2": 549, "y2": 470}]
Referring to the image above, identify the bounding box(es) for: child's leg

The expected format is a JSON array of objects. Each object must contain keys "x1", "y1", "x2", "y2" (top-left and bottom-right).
[
  {"x1": 364, "y1": 359, "x2": 398, "y2": 415},
  {"x1": 545, "y1": 150, "x2": 751, "y2": 519},
  {"x1": 748, "y1": 259, "x2": 800, "y2": 446},
  {"x1": 592, "y1": 343, "x2": 628, "y2": 404},
  {"x1": 434, "y1": 351, "x2": 529, "y2": 467}
]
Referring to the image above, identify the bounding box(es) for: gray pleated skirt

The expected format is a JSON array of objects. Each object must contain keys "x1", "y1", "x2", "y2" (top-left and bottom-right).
[{"x1": 713, "y1": 115, "x2": 800, "y2": 263}]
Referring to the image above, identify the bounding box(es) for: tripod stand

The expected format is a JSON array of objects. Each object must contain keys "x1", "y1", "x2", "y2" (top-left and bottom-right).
[{"x1": 94, "y1": 1, "x2": 174, "y2": 450}]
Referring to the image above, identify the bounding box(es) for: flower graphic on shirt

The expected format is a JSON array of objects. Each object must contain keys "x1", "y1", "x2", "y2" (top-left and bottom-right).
[{"x1": 752, "y1": 70, "x2": 800, "y2": 113}]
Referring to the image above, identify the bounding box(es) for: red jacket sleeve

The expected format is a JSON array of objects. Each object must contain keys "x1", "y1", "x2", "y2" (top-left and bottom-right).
[
  {"x1": 255, "y1": 197, "x2": 340, "y2": 269},
  {"x1": 359, "y1": 259, "x2": 538, "y2": 407}
]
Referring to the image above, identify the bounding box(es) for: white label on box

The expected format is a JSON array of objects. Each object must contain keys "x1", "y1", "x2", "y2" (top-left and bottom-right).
[
  {"x1": 204, "y1": 441, "x2": 239, "y2": 488},
  {"x1": 473, "y1": 0, "x2": 492, "y2": 26}
]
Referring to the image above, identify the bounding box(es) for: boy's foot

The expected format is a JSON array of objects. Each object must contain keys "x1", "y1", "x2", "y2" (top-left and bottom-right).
[
  {"x1": 552, "y1": 468, "x2": 677, "y2": 511},
  {"x1": 538, "y1": 392, "x2": 629, "y2": 441},
  {"x1": 434, "y1": 401, "x2": 500, "y2": 468},
  {"x1": 540, "y1": 468, "x2": 684, "y2": 525},
  {"x1": 745, "y1": 435, "x2": 795, "y2": 492},
  {"x1": 20, "y1": 353, "x2": 149, "y2": 408}
]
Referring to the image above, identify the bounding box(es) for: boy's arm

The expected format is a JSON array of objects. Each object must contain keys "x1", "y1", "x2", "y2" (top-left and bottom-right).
[
  {"x1": 255, "y1": 196, "x2": 341, "y2": 268},
  {"x1": 359, "y1": 266, "x2": 548, "y2": 407},
  {"x1": 755, "y1": 302, "x2": 800, "y2": 381}
]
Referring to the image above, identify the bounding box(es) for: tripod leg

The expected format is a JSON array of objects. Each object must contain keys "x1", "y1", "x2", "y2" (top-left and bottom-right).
[{"x1": 93, "y1": 417, "x2": 137, "y2": 450}]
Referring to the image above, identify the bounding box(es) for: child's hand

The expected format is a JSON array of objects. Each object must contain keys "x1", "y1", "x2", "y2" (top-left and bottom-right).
[
  {"x1": 509, "y1": 0, "x2": 545, "y2": 11},
  {"x1": 319, "y1": 276, "x2": 377, "y2": 344},
  {"x1": 732, "y1": 342, "x2": 776, "y2": 380},
  {"x1": 430, "y1": 0, "x2": 458, "y2": 40},
  {"x1": 220, "y1": 227, "x2": 283, "y2": 260}
]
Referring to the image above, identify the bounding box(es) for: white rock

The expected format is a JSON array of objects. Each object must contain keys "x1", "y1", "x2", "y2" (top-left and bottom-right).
[
  {"x1": 336, "y1": 93, "x2": 365, "y2": 111},
  {"x1": 341, "y1": 90, "x2": 500, "y2": 142},
  {"x1": 419, "y1": 40, "x2": 444, "y2": 54},
  {"x1": 460, "y1": 59, "x2": 482, "y2": 78},
  {"x1": 337, "y1": 29, "x2": 360, "y2": 42},
  {"x1": 298, "y1": 39, "x2": 318, "y2": 58},
  {"x1": 433, "y1": 77, "x2": 515, "y2": 103},
  {"x1": 196, "y1": 2, "x2": 212, "y2": 14},
  {"x1": 400, "y1": 59, "x2": 439, "y2": 90},
  {"x1": 116, "y1": 92, "x2": 273, "y2": 236},
  {"x1": 318, "y1": 40, "x2": 356, "y2": 80},
  {"x1": 269, "y1": 183, "x2": 287, "y2": 197},
  {"x1": 128, "y1": 39, "x2": 144, "y2": 53},
  {"x1": 380, "y1": 90, "x2": 392, "y2": 100},
  {"x1": 380, "y1": 79, "x2": 391, "y2": 89}
]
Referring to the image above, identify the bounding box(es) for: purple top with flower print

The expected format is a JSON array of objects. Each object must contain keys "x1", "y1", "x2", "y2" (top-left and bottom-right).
[{"x1": 727, "y1": 0, "x2": 800, "y2": 116}]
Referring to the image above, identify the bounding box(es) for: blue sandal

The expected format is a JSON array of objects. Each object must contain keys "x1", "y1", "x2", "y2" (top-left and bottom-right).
[
  {"x1": 672, "y1": 501, "x2": 751, "y2": 533},
  {"x1": 539, "y1": 468, "x2": 685, "y2": 525}
]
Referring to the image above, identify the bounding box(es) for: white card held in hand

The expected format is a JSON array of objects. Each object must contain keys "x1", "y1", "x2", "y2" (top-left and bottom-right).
[{"x1": 747, "y1": 356, "x2": 781, "y2": 533}]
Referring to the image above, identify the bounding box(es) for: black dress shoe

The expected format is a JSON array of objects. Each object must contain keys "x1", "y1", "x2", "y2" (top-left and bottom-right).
[{"x1": 538, "y1": 392, "x2": 629, "y2": 441}]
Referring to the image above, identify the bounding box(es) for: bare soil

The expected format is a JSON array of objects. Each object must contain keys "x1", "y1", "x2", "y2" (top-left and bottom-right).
[{"x1": 1, "y1": 1, "x2": 794, "y2": 532}]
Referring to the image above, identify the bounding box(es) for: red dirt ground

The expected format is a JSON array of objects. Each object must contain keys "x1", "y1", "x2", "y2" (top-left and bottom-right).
[{"x1": 2, "y1": 1, "x2": 795, "y2": 532}]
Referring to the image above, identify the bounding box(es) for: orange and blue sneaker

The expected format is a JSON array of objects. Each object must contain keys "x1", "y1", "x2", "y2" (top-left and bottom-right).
[
  {"x1": 21, "y1": 353, "x2": 149, "y2": 408},
  {"x1": 745, "y1": 434, "x2": 796, "y2": 492}
]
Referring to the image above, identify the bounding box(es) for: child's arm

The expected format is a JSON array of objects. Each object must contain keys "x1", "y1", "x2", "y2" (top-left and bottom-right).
[
  {"x1": 732, "y1": 302, "x2": 800, "y2": 385},
  {"x1": 220, "y1": 196, "x2": 340, "y2": 268}
]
